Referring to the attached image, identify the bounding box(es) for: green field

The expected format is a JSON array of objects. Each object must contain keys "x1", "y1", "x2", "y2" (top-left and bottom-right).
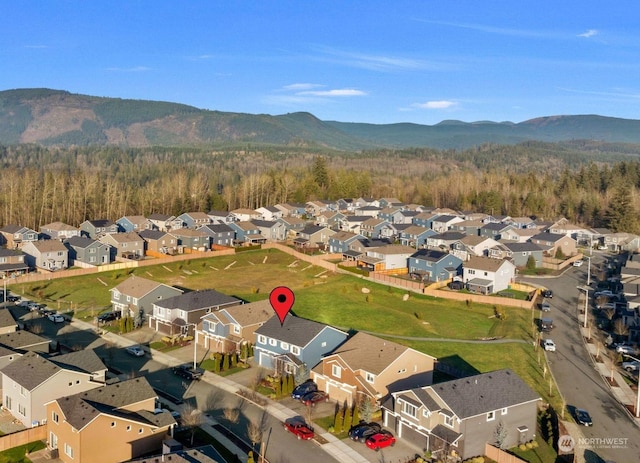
[{"x1": 9, "y1": 248, "x2": 558, "y2": 405}]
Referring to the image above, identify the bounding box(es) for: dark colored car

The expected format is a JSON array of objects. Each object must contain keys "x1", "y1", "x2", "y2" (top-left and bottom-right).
[
  {"x1": 7, "y1": 295, "x2": 20, "y2": 303},
  {"x1": 97, "y1": 312, "x2": 119, "y2": 323},
  {"x1": 172, "y1": 364, "x2": 205, "y2": 380},
  {"x1": 542, "y1": 289, "x2": 553, "y2": 298},
  {"x1": 575, "y1": 408, "x2": 592, "y2": 426},
  {"x1": 291, "y1": 380, "x2": 318, "y2": 400},
  {"x1": 349, "y1": 422, "x2": 381, "y2": 441},
  {"x1": 365, "y1": 431, "x2": 396, "y2": 451},
  {"x1": 300, "y1": 390, "x2": 329, "y2": 406}
]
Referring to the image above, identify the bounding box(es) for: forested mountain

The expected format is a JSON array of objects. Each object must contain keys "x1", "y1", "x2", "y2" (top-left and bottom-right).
[{"x1": 3, "y1": 88, "x2": 640, "y2": 149}]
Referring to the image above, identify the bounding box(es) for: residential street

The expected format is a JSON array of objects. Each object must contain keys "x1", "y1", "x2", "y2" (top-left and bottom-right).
[{"x1": 523, "y1": 255, "x2": 640, "y2": 463}]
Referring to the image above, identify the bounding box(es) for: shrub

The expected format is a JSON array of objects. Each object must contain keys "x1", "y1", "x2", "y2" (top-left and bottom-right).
[
  {"x1": 525, "y1": 441, "x2": 534, "y2": 449},
  {"x1": 519, "y1": 444, "x2": 527, "y2": 451}
]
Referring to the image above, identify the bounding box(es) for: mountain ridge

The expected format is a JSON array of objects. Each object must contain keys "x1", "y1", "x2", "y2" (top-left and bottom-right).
[{"x1": 2, "y1": 88, "x2": 640, "y2": 150}]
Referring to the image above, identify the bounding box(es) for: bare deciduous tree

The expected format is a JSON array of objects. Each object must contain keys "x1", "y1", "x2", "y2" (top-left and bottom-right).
[{"x1": 180, "y1": 404, "x2": 204, "y2": 447}]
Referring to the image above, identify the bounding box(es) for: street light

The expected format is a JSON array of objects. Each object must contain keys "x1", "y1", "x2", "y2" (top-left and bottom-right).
[
  {"x1": 585, "y1": 255, "x2": 591, "y2": 286},
  {"x1": 577, "y1": 286, "x2": 589, "y2": 328}
]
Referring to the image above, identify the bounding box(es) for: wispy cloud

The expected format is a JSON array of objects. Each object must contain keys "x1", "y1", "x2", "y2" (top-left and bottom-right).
[
  {"x1": 414, "y1": 19, "x2": 565, "y2": 40},
  {"x1": 412, "y1": 100, "x2": 458, "y2": 109},
  {"x1": 297, "y1": 89, "x2": 366, "y2": 97},
  {"x1": 264, "y1": 83, "x2": 367, "y2": 107},
  {"x1": 24, "y1": 44, "x2": 49, "y2": 49},
  {"x1": 558, "y1": 86, "x2": 640, "y2": 99},
  {"x1": 311, "y1": 46, "x2": 455, "y2": 72},
  {"x1": 105, "y1": 66, "x2": 152, "y2": 72},
  {"x1": 578, "y1": 29, "x2": 599, "y2": 38},
  {"x1": 283, "y1": 83, "x2": 323, "y2": 91}
]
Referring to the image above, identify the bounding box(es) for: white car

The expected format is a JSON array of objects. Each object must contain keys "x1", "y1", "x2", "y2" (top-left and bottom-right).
[
  {"x1": 126, "y1": 345, "x2": 145, "y2": 357},
  {"x1": 622, "y1": 361, "x2": 639, "y2": 372},
  {"x1": 573, "y1": 260, "x2": 583, "y2": 267},
  {"x1": 543, "y1": 339, "x2": 556, "y2": 352},
  {"x1": 48, "y1": 313, "x2": 65, "y2": 323},
  {"x1": 615, "y1": 344, "x2": 635, "y2": 355}
]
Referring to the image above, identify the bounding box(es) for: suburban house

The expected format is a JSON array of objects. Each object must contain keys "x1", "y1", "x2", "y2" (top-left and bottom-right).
[
  {"x1": 382, "y1": 369, "x2": 540, "y2": 461},
  {"x1": 40, "y1": 222, "x2": 81, "y2": 241},
  {"x1": 305, "y1": 200, "x2": 331, "y2": 216},
  {"x1": 22, "y1": 240, "x2": 69, "y2": 271},
  {"x1": 198, "y1": 223, "x2": 235, "y2": 248},
  {"x1": 46, "y1": 377, "x2": 175, "y2": 463},
  {"x1": 64, "y1": 236, "x2": 111, "y2": 266},
  {"x1": 603, "y1": 232, "x2": 640, "y2": 253},
  {"x1": 339, "y1": 216, "x2": 369, "y2": 234},
  {"x1": 116, "y1": 215, "x2": 151, "y2": 233},
  {"x1": 355, "y1": 205, "x2": 383, "y2": 218},
  {"x1": 138, "y1": 229, "x2": 178, "y2": 254},
  {"x1": 149, "y1": 289, "x2": 242, "y2": 336},
  {"x1": 462, "y1": 256, "x2": 516, "y2": 294},
  {"x1": 357, "y1": 244, "x2": 415, "y2": 272},
  {"x1": 99, "y1": 232, "x2": 145, "y2": 260},
  {"x1": 328, "y1": 231, "x2": 364, "y2": 254},
  {"x1": 0, "y1": 248, "x2": 29, "y2": 278},
  {"x1": 110, "y1": 275, "x2": 183, "y2": 321},
  {"x1": 431, "y1": 215, "x2": 464, "y2": 233},
  {"x1": 170, "y1": 227, "x2": 211, "y2": 251},
  {"x1": 426, "y1": 232, "x2": 467, "y2": 251},
  {"x1": 360, "y1": 218, "x2": 395, "y2": 240},
  {"x1": 314, "y1": 210, "x2": 344, "y2": 227},
  {"x1": 311, "y1": 332, "x2": 436, "y2": 406},
  {"x1": 408, "y1": 250, "x2": 463, "y2": 282},
  {"x1": 256, "y1": 205, "x2": 284, "y2": 221},
  {"x1": 0, "y1": 225, "x2": 38, "y2": 249},
  {"x1": 277, "y1": 216, "x2": 307, "y2": 239},
  {"x1": 147, "y1": 213, "x2": 182, "y2": 232},
  {"x1": 530, "y1": 232, "x2": 578, "y2": 257},
  {"x1": 379, "y1": 198, "x2": 404, "y2": 209},
  {"x1": 479, "y1": 222, "x2": 515, "y2": 241},
  {"x1": 207, "y1": 210, "x2": 236, "y2": 224},
  {"x1": 0, "y1": 309, "x2": 17, "y2": 335},
  {"x1": 254, "y1": 314, "x2": 348, "y2": 376},
  {"x1": 399, "y1": 225, "x2": 436, "y2": 249},
  {"x1": 228, "y1": 221, "x2": 266, "y2": 246},
  {"x1": 0, "y1": 331, "x2": 50, "y2": 353},
  {"x1": 500, "y1": 242, "x2": 544, "y2": 268},
  {"x1": 176, "y1": 212, "x2": 211, "y2": 229},
  {"x1": 451, "y1": 235, "x2": 499, "y2": 261},
  {"x1": 0, "y1": 346, "x2": 20, "y2": 371},
  {"x1": 1, "y1": 350, "x2": 107, "y2": 427},
  {"x1": 449, "y1": 219, "x2": 484, "y2": 237},
  {"x1": 508, "y1": 216, "x2": 538, "y2": 229},
  {"x1": 198, "y1": 299, "x2": 274, "y2": 353},
  {"x1": 294, "y1": 224, "x2": 335, "y2": 249},
  {"x1": 378, "y1": 207, "x2": 404, "y2": 224},
  {"x1": 79, "y1": 219, "x2": 118, "y2": 239},
  {"x1": 274, "y1": 202, "x2": 307, "y2": 218},
  {"x1": 230, "y1": 208, "x2": 261, "y2": 222},
  {"x1": 250, "y1": 219, "x2": 287, "y2": 241},
  {"x1": 128, "y1": 445, "x2": 228, "y2": 463},
  {"x1": 500, "y1": 227, "x2": 539, "y2": 243}
]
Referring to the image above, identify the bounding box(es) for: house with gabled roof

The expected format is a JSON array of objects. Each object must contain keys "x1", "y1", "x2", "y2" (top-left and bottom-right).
[
  {"x1": 463, "y1": 256, "x2": 516, "y2": 294},
  {"x1": 500, "y1": 227, "x2": 539, "y2": 243},
  {"x1": 0, "y1": 308, "x2": 17, "y2": 335},
  {"x1": 0, "y1": 330, "x2": 50, "y2": 353},
  {"x1": 198, "y1": 299, "x2": 274, "y2": 353},
  {"x1": 147, "y1": 213, "x2": 182, "y2": 232},
  {"x1": 357, "y1": 244, "x2": 415, "y2": 272},
  {"x1": 22, "y1": 240, "x2": 69, "y2": 271},
  {"x1": 256, "y1": 205, "x2": 284, "y2": 221},
  {"x1": 382, "y1": 369, "x2": 540, "y2": 460},
  {"x1": 0, "y1": 248, "x2": 29, "y2": 278},
  {"x1": 277, "y1": 216, "x2": 308, "y2": 239},
  {"x1": 412, "y1": 212, "x2": 441, "y2": 229},
  {"x1": 46, "y1": 377, "x2": 175, "y2": 463},
  {"x1": 379, "y1": 198, "x2": 403, "y2": 209},
  {"x1": 198, "y1": 223, "x2": 235, "y2": 248},
  {"x1": 138, "y1": 229, "x2": 178, "y2": 254},
  {"x1": 314, "y1": 210, "x2": 344, "y2": 227},
  {"x1": 176, "y1": 211, "x2": 211, "y2": 229},
  {"x1": 0, "y1": 345, "x2": 21, "y2": 371},
  {"x1": 230, "y1": 208, "x2": 261, "y2": 222},
  {"x1": 305, "y1": 200, "x2": 332, "y2": 216},
  {"x1": 530, "y1": 232, "x2": 577, "y2": 257},
  {"x1": 250, "y1": 219, "x2": 287, "y2": 241},
  {"x1": 294, "y1": 224, "x2": 335, "y2": 249},
  {"x1": 79, "y1": 219, "x2": 118, "y2": 239},
  {"x1": 450, "y1": 235, "x2": 499, "y2": 261},
  {"x1": 501, "y1": 242, "x2": 544, "y2": 268},
  {"x1": 0, "y1": 224, "x2": 38, "y2": 249},
  {"x1": 40, "y1": 222, "x2": 81, "y2": 241},
  {"x1": 99, "y1": 231, "x2": 144, "y2": 260},
  {"x1": 170, "y1": 227, "x2": 211, "y2": 250},
  {"x1": 360, "y1": 217, "x2": 396, "y2": 240},
  {"x1": 426, "y1": 232, "x2": 466, "y2": 252},
  {"x1": 449, "y1": 219, "x2": 484, "y2": 237},
  {"x1": 274, "y1": 202, "x2": 307, "y2": 218},
  {"x1": 254, "y1": 314, "x2": 348, "y2": 376},
  {"x1": 228, "y1": 221, "x2": 266, "y2": 246},
  {"x1": 311, "y1": 332, "x2": 436, "y2": 406},
  {"x1": 408, "y1": 250, "x2": 463, "y2": 282},
  {"x1": 507, "y1": 216, "x2": 537, "y2": 229},
  {"x1": 377, "y1": 206, "x2": 404, "y2": 224},
  {"x1": 110, "y1": 275, "x2": 183, "y2": 320},
  {"x1": 149, "y1": 289, "x2": 242, "y2": 336},
  {"x1": 399, "y1": 225, "x2": 436, "y2": 249},
  {"x1": 479, "y1": 222, "x2": 515, "y2": 240},
  {"x1": 431, "y1": 215, "x2": 464, "y2": 233},
  {"x1": 206, "y1": 209, "x2": 236, "y2": 224},
  {"x1": 116, "y1": 215, "x2": 151, "y2": 233},
  {"x1": 328, "y1": 231, "x2": 364, "y2": 254},
  {"x1": 355, "y1": 205, "x2": 383, "y2": 218},
  {"x1": 1, "y1": 350, "x2": 107, "y2": 427},
  {"x1": 64, "y1": 236, "x2": 111, "y2": 266}
]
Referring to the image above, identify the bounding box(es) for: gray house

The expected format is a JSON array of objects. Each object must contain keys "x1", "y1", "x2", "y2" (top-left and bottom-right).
[
  {"x1": 99, "y1": 232, "x2": 145, "y2": 259},
  {"x1": 199, "y1": 223, "x2": 235, "y2": 247},
  {"x1": 22, "y1": 240, "x2": 69, "y2": 271},
  {"x1": 64, "y1": 236, "x2": 111, "y2": 266},
  {"x1": 0, "y1": 225, "x2": 38, "y2": 249},
  {"x1": 408, "y1": 250, "x2": 463, "y2": 282},
  {"x1": 170, "y1": 228, "x2": 211, "y2": 250},
  {"x1": 79, "y1": 219, "x2": 118, "y2": 239},
  {"x1": 116, "y1": 215, "x2": 151, "y2": 233},
  {"x1": 254, "y1": 315, "x2": 348, "y2": 376},
  {"x1": 383, "y1": 369, "x2": 540, "y2": 460},
  {"x1": 138, "y1": 229, "x2": 178, "y2": 254},
  {"x1": 177, "y1": 212, "x2": 211, "y2": 229},
  {"x1": 40, "y1": 222, "x2": 81, "y2": 241},
  {"x1": 502, "y1": 242, "x2": 544, "y2": 268},
  {"x1": 110, "y1": 275, "x2": 183, "y2": 320},
  {"x1": 0, "y1": 248, "x2": 29, "y2": 278}
]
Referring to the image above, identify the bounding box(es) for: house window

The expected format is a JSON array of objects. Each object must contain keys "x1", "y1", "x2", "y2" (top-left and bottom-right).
[
  {"x1": 269, "y1": 339, "x2": 277, "y2": 346},
  {"x1": 501, "y1": 407, "x2": 508, "y2": 415},
  {"x1": 19, "y1": 385, "x2": 26, "y2": 397},
  {"x1": 139, "y1": 428, "x2": 144, "y2": 434},
  {"x1": 487, "y1": 411, "x2": 495, "y2": 421},
  {"x1": 233, "y1": 325, "x2": 241, "y2": 334},
  {"x1": 398, "y1": 368, "x2": 406, "y2": 374},
  {"x1": 111, "y1": 422, "x2": 116, "y2": 427},
  {"x1": 18, "y1": 404, "x2": 26, "y2": 416},
  {"x1": 64, "y1": 443, "x2": 74, "y2": 459},
  {"x1": 365, "y1": 372, "x2": 375, "y2": 383},
  {"x1": 52, "y1": 411, "x2": 59, "y2": 423},
  {"x1": 258, "y1": 335, "x2": 266, "y2": 344},
  {"x1": 281, "y1": 342, "x2": 289, "y2": 350},
  {"x1": 127, "y1": 425, "x2": 132, "y2": 431},
  {"x1": 443, "y1": 414, "x2": 454, "y2": 428},
  {"x1": 332, "y1": 364, "x2": 342, "y2": 378},
  {"x1": 423, "y1": 409, "x2": 430, "y2": 418},
  {"x1": 291, "y1": 346, "x2": 300, "y2": 355},
  {"x1": 402, "y1": 401, "x2": 417, "y2": 418},
  {"x1": 4, "y1": 396, "x2": 11, "y2": 410},
  {"x1": 321, "y1": 341, "x2": 327, "y2": 347}
]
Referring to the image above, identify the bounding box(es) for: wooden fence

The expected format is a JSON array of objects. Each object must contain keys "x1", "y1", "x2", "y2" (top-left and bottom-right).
[
  {"x1": 0, "y1": 425, "x2": 46, "y2": 452},
  {"x1": 370, "y1": 272, "x2": 425, "y2": 292},
  {"x1": 484, "y1": 444, "x2": 528, "y2": 463},
  {"x1": 424, "y1": 282, "x2": 537, "y2": 309}
]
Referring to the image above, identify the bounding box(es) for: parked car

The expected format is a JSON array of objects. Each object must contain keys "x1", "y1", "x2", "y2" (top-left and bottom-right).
[
  {"x1": 126, "y1": 345, "x2": 145, "y2": 357},
  {"x1": 48, "y1": 313, "x2": 65, "y2": 323},
  {"x1": 540, "y1": 317, "x2": 554, "y2": 332},
  {"x1": 540, "y1": 301, "x2": 551, "y2": 312},
  {"x1": 300, "y1": 390, "x2": 329, "y2": 406},
  {"x1": 622, "y1": 361, "x2": 639, "y2": 372},
  {"x1": 542, "y1": 289, "x2": 553, "y2": 298},
  {"x1": 349, "y1": 422, "x2": 382, "y2": 442},
  {"x1": 594, "y1": 290, "x2": 613, "y2": 298},
  {"x1": 97, "y1": 311, "x2": 119, "y2": 323},
  {"x1": 6, "y1": 295, "x2": 20, "y2": 303},
  {"x1": 291, "y1": 380, "x2": 318, "y2": 400},
  {"x1": 573, "y1": 259, "x2": 584, "y2": 267},
  {"x1": 283, "y1": 420, "x2": 315, "y2": 440},
  {"x1": 365, "y1": 431, "x2": 396, "y2": 451},
  {"x1": 172, "y1": 364, "x2": 205, "y2": 380},
  {"x1": 575, "y1": 408, "x2": 593, "y2": 426},
  {"x1": 543, "y1": 339, "x2": 556, "y2": 352},
  {"x1": 615, "y1": 345, "x2": 635, "y2": 355}
]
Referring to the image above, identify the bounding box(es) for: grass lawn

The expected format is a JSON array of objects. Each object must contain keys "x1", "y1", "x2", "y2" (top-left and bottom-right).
[
  {"x1": 510, "y1": 434, "x2": 557, "y2": 463},
  {"x1": 313, "y1": 415, "x2": 350, "y2": 440},
  {"x1": 0, "y1": 440, "x2": 45, "y2": 463}
]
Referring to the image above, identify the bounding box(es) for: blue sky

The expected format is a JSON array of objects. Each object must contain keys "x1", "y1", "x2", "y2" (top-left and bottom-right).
[{"x1": 2, "y1": 1, "x2": 638, "y2": 124}]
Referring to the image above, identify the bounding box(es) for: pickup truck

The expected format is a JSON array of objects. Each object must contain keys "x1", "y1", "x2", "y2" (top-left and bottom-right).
[
  {"x1": 172, "y1": 364, "x2": 205, "y2": 380},
  {"x1": 283, "y1": 421, "x2": 315, "y2": 440}
]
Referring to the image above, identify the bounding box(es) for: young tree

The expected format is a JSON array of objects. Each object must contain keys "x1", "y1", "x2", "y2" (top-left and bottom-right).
[
  {"x1": 180, "y1": 404, "x2": 204, "y2": 447},
  {"x1": 494, "y1": 420, "x2": 508, "y2": 449}
]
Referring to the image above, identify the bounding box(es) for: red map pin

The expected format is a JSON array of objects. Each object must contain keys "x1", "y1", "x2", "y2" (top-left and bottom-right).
[{"x1": 269, "y1": 286, "x2": 295, "y2": 325}]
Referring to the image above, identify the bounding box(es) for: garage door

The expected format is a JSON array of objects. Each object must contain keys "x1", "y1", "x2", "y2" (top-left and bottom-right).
[{"x1": 399, "y1": 421, "x2": 429, "y2": 451}]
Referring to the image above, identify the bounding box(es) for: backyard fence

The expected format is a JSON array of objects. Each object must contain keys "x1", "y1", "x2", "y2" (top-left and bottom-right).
[{"x1": 0, "y1": 425, "x2": 46, "y2": 452}]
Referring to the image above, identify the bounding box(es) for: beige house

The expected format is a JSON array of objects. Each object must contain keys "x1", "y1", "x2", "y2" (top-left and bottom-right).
[
  {"x1": 1, "y1": 350, "x2": 107, "y2": 427},
  {"x1": 99, "y1": 231, "x2": 145, "y2": 259},
  {"x1": 22, "y1": 240, "x2": 69, "y2": 271},
  {"x1": 46, "y1": 377, "x2": 175, "y2": 463},
  {"x1": 0, "y1": 309, "x2": 17, "y2": 335},
  {"x1": 311, "y1": 332, "x2": 436, "y2": 406}
]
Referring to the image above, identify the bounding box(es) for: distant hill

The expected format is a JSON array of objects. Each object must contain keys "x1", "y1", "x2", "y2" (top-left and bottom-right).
[{"x1": 2, "y1": 88, "x2": 640, "y2": 150}]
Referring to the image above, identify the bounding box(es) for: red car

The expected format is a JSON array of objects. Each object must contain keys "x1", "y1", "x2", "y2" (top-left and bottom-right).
[
  {"x1": 365, "y1": 431, "x2": 396, "y2": 451},
  {"x1": 283, "y1": 421, "x2": 315, "y2": 440},
  {"x1": 300, "y1": 390, "x2": 329, "y2": 406}
]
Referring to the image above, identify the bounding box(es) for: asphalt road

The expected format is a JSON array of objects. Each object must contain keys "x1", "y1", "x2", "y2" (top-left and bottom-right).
[{"x1": 523, "y1": 253, "x2": 640, "y2": 463}]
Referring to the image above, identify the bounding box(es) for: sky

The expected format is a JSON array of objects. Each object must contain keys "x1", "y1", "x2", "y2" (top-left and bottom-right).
[{"x1": 2, "y1": 1, "x2": 639, "y2": 125}]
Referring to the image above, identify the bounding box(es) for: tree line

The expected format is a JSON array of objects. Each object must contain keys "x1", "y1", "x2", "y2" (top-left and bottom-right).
[{"x1": 0, "y1": 143, "x2": 638, "y2": 233}]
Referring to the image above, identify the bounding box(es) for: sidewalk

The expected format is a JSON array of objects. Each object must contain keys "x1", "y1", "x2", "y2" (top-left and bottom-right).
[{"x1": 70, "y1": 319, "x2": 370, "y2": 463}]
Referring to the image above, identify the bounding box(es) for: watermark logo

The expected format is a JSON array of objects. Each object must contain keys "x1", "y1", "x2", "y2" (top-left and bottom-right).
[{"x1": 558, "y1": 435, "x2": 575, "y2": 453}]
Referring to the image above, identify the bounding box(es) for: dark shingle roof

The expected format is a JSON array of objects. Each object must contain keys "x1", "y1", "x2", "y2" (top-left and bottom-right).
[
  {"x1": 155, "y1": 289, "x2": 240, "y2": 312},
  {"x1": 64, "y1": 236, "x2": 99, "y2": 248},
  {"x1": 430, "y1": 369, "x2": 540, "y2": 419},
  {"x1": 138, "y1": 229, "x2": 167, "y2": 240},
  {"x1": 255, "y1": 314, "x2": 344, "y2": 347},
  {"x1": 0, "y1": 309, "x2": 16, "y2": 329},
  {"x1": 411, "y1": 249, "x2": 448, "y2": 262},
  {"x1": 0, "y1": 330, "x2": 50, "y2": 350},
  {"x1": 201, "y1": 223, "x2": 234, "y2": 233},
  {"x1": 503, "y1": 242, "x2": 543, "y2": 252}
]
